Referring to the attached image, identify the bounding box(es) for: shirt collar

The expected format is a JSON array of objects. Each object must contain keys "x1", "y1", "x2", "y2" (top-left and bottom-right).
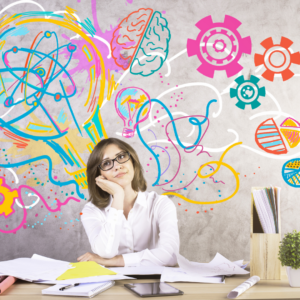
[{"x1": 105, "y1": 191, "x2": 146, "y2": 212}]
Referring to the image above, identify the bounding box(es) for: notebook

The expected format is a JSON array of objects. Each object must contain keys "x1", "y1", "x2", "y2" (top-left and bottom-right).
[{"x1": 42, "y1": 281, "x2": 115, "y2": 298}]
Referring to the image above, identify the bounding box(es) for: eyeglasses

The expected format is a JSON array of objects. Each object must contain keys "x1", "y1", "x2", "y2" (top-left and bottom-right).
[{"x1": 98, "y1": 152, "x2": 131, "y2": 171}]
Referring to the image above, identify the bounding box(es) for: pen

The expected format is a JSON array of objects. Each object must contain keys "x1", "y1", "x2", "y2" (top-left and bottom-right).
[{"x1": 59, "y1": 283, "x2": 80, "y2": 291}]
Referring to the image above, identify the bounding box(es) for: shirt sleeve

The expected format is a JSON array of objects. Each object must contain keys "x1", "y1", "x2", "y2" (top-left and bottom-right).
[
  {"x1": 81, "y1": 203, "x2": 124, "y2": 259},
  {"x1": 122, "y1": 196, "x2": 179, "y2": 267}
]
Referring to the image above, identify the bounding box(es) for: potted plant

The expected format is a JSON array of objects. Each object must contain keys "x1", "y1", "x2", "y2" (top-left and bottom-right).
[{"x1": 278, "y1": 230, "x2": 300, "y2": 287}]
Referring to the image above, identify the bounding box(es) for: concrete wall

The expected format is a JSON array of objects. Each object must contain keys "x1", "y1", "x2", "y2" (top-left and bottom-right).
[{"x1": 1, "y1": 0, "x2": 300, "y2": 263}]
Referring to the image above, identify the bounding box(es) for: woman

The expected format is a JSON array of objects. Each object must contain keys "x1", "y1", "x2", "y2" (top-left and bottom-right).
[{"x1": 77, "y1": 138, "x2": 179, "y2": 267}]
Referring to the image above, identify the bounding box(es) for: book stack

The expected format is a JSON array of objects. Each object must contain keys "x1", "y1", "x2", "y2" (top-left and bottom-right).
[{"x1": 252, "y1": 186, "x2": 281, "y2": 233}]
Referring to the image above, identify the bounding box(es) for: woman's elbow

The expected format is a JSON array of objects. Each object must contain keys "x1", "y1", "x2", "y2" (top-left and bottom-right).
[{"x1": 164, "y1": 251, "x2": 178, "y2": 267}]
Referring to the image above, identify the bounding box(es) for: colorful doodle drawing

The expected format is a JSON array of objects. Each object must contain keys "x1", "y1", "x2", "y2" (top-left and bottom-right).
[
  {"x1": 162, "y1": 142, "x2": 242, "y2": 205},
  {"x1": 282, "y1": 159, "x2": 300, "y2": 188},
  {"x1": 280, "y1": 129, "x2": 300, "y2": 148},
  {"x1": 254, "y1": 36, "x2": 300, "y2": 81},
  {"x1": 61, "y1": 0, "x2": 121, "y2": 111},
  {"x1": 162, "y1": 163, "x2": 225, "y2": 193},
  {"x1": 0, "y1": 156, "x2": 84, "y2": 198},
  {"x1": 280, "y1": 117, "x2": 300, "y2": 128},
  {"x1": 187, "y1": 15, "x2": 251, "y2": 78},
  {"x1": 148, "y1": 110, "x2": 224, "y2": 192},
  {"x1": 0, "y1": 29, "x2": 83, "y2": 195},
  {"x1": 111, "y1": 8, "x2": 153, "y2": 69},
  {"x1": 0, "y1": 8, "x2": 109, "y2": 199},
  {"x1": 0, "y1": 176, "x2": 80, "y2": 234},
  {"x1": 111, "y1": 8, "x2": 170, "y2": 76},
  {"x1": 115, "y1": 87, "x2": 151, "y2": 138},
  {"x1": 131, "y1": 11, "x2": 171, "y2": 77},
  {"x1": 158, "y1": 114, "x2": 210, "y2": 188},
  {"x1": 3, "y1": 32, "x2": 77, "y2": 111},
  {"x1": 136, "y1": 99, "x2": 217, "y2": 186},
  {"x1": 15, "y1": 10, "x2": 109, "y2": 117},
  {"x1": 255, "y1": 118, "x2": 288, "y2": 155},
  {"x1": 230, "y1": 75, "x2": 266, "y2": 110}
]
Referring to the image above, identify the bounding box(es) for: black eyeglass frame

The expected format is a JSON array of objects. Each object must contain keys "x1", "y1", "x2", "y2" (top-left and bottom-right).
[{"x1": 98, "y1": 151, "x2": 131, "y2": 171}]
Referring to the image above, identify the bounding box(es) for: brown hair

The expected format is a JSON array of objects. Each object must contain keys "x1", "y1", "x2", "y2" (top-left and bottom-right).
[{"x1": 86, "y1": 138, "x2": 147, "y2": 208}]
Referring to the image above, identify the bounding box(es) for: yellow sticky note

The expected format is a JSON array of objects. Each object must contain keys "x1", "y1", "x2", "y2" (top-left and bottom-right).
[{"x1": 56, "y1": 261, "x2": 116, "y2": 280}]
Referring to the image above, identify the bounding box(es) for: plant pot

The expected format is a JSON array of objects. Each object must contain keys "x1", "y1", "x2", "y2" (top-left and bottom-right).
[{"x1": 286, "y1": 266, "x2": 300, "y2": 287}]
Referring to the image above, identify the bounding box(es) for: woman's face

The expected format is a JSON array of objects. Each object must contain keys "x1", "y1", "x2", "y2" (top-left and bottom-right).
[{"x1": 100, "y1": 144, "x2": 135, "y2": 188}]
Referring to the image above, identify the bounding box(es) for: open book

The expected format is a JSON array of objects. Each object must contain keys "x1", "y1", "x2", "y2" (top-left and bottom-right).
[{"x1": 252, "y1": 186, "x2": 281, "y2": 233}]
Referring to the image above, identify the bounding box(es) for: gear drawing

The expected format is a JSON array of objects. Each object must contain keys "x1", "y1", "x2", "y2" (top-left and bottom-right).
[
  {"x1": 0, "y1": 177, "x2": 19, "y2": 218},
  {"x1": 187, "y1": 15, "x2": 252, "y2": 78},
  {"x1": 254, "y1": 36, "x2": 300, "y2": 81},
  {"x1": 213, "y1": 39, "x2": 226, "y2": 52},
  {"x1": 230, "y1": 75, "x2": 266, "y2": 109}
]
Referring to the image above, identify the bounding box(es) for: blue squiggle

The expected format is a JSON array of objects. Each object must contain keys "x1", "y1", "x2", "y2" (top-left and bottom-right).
[
  {"x1": 0, "y1": 156, "x2": 84, "y2": 199},
  {"x1": 136, "y1": 99, "x2": 217, "y2": 186}
]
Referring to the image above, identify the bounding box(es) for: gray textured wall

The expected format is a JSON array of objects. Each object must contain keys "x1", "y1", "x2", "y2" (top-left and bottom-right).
[{"x1": 1, "y1": 0, "x2": 300, "y2": 264}]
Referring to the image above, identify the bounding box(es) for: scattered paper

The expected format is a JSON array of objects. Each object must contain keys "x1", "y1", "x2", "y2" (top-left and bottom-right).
[
  {"x1": 35, "y1": 274, "x2": 134, "y2": 285},
  {"x1": 31, "y1": 254, "x2": 68, "y2": 264},
  {"x1": 0, "y1": 258, "x2": 71, "y2": 281},
  {"x1": 161, "y1": 267, "x2": 225, "y2": 284},
  {"x1": 109, "y1": 266, "x2": 164, "y2": 275},
  {"x1": 224, "y1": 261, "x2": 248, "y2": 277},
  {"x1": 227, "y1": 276, "x2": 260, "y2": 299},
  {"x1": 177, "y1": 253, "x2": 249, "y2": 277},
  {"x1": 30, "y1": 254, "x2": 134, "y2": 284}
]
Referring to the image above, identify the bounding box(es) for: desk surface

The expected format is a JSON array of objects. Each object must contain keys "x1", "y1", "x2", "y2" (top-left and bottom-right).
[{"x1": 1, "y1": 272, "x2": 300, "y2": 300}]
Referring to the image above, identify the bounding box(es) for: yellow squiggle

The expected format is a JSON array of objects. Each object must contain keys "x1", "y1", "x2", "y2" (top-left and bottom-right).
[{"x1": 162, "y1": 142, "x2": 242, "y2": 205}]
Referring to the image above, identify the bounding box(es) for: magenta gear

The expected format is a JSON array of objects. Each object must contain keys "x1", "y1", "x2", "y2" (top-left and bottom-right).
[
  {"x1": 187, "y1": 15, "x2": 252, "y2": 78},
  {"x1": 213, "y1": 39, "x2": 226, "y2": 52}
]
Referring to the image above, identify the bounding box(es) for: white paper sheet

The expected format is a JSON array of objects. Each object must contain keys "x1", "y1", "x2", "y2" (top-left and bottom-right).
[
  {"x1": 31, "y1": 254, "x2": 70, "y2": 264},
  {"x1": 177, "y1": 253, "x2": 249, "y2": 277},
  {"x1": 30, "y1": 254, "x2": 135, "y2": 284},
  {"x1": 161, "y1": 267, "x2": 225, "y2": 284},
  {"x1": 253, "y1": 190, "x2": 269, "y2": 233},
  {"x1": 0, "y1": 258, "x2": 71, "y2": 281},
  {"x1": 260, "y1": 190, "x2": 276, "y2": 233},
  {"x1": 35, "y1": 274, "x2": 134, "y2": 285},
  {"x1": 227, "y1": 276, "x2": 260, "y2": 298},
  {"x1": 109, "y1": 266, "x2": 164, "y2": 275}
]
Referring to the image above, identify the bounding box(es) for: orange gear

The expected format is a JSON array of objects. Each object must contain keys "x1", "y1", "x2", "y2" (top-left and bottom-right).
[{"x1": 254, "y1": 37, "x2": 300, "y2": 81}]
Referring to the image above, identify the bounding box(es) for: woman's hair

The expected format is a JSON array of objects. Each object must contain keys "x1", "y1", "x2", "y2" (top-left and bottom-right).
[{"x1": 86, "y1": 138, "x2": 147, "y2": 208}]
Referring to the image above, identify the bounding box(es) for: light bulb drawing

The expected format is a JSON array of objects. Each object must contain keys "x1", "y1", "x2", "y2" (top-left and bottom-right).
[{"x1": 115, "y1": 87, "x2": 151, "y2": 138}]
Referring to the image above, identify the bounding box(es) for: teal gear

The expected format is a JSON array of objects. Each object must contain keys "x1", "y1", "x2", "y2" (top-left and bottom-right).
[{"x1": 230, "y1": 75, "x2": 266, "y2": 110}]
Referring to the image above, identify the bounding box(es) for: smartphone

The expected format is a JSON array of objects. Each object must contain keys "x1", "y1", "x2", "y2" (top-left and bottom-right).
[{"x1": 124, "y1": 282, "x2": 184, "y2": 297}]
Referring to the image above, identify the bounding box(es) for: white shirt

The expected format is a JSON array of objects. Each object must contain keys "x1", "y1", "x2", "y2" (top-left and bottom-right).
[{"x1": 81, "y1": 191, "x2": 179, "y2": 267}]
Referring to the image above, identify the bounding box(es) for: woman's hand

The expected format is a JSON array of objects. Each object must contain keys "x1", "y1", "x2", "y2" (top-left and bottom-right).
[
  {"x1": 77, "y1": 252, "x2": 125, "y2": 267},
  {"x1": 95, "y1": 175, "x2": 124, "y2": 197},
  {"x1": 77, "y1": 252, "x2": 104, "y2": 264}
]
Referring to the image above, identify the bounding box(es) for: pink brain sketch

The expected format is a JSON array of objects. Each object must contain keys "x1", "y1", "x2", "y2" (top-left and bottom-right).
[{"x1": 111, "y1": 8, "x2": 153, "y2": 70}]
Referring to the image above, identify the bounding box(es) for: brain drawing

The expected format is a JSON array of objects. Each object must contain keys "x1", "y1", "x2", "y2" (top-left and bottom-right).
[
  {"x1": 111, "y1": 8, "x2": 153, "y2": 70},
  {"x1": 131, "y1": 11, "x2": 171, "y2": 76},
  {"x1": 111, "y1": 8, "x2": 170, "y2": 76}
]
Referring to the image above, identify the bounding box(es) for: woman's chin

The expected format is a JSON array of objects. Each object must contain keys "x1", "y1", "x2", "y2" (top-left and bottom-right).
[{"x1": 113, "y1": 178, "x2": 127, "y2": 186}]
